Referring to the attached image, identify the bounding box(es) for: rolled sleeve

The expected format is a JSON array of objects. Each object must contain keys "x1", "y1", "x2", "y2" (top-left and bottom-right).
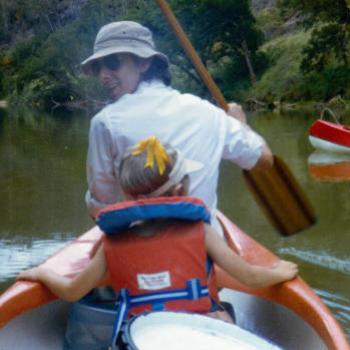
[{"x1": 222, "y1": 116, "x2": 265, "y2": 170}]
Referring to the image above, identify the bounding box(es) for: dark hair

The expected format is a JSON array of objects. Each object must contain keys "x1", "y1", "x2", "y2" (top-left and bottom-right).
[{"x1": 135, "y1": 56, "x2": 172, "y2": 86}]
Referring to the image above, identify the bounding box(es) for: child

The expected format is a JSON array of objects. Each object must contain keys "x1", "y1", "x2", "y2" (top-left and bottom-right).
[{"x1": 18, "y1": 136, "x2": 297, "y2": 347}]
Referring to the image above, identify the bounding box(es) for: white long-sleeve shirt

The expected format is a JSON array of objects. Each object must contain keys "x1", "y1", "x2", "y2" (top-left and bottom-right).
[{"x1": 86, "y1": 80, "x2": 264, "y2": 233}]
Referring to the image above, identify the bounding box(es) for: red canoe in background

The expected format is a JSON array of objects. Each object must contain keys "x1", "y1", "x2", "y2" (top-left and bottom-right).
[
  {"x1": 309, "y1": 119, "x2": 350, "y2": 154},
  {"x1": 0, "y1": 212, "x2": 349, "y2": 350}
]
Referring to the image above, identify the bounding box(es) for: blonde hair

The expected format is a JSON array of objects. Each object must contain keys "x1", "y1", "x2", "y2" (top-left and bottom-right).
[{"x1": 119, "y1": 138, "x2": 177, "y2": 197}]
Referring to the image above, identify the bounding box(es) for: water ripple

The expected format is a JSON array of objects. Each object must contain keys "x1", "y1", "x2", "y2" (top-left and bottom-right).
[
  {"x1": 278, "y1": 247, "x2": 350, "y2": 339},
  {"x1": 277, "y1": 247, "x2": 350, "y2": 274},
  {"x1": 0, "y1": 237, "x2": 71, "y2": 282},
  {"x1": 314, "y1": 288, "x2": 350, "y2": 339}
]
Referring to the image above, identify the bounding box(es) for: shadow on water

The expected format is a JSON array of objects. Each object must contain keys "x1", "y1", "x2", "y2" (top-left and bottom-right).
[{"x1": 0, "y1": 107, "x2": 349, "y2": 339}]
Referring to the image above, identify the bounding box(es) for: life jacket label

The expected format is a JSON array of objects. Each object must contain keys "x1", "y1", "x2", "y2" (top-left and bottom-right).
[{"x1": 137, "y1": 271, "x2": 171, "y2": 290}]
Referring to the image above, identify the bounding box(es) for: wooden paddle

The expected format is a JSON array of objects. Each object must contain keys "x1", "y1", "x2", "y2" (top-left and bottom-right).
[{"x1": 155, "y1": 0, "x2": 316, "y2": 236}]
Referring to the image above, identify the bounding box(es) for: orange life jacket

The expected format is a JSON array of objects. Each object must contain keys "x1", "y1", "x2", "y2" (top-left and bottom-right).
[
  {"x1": 97, "y1": 196, "x2": 220, "y2": 344},
  {"x1": 103, "y1": 220, "x2": 219, "y2": 316}
]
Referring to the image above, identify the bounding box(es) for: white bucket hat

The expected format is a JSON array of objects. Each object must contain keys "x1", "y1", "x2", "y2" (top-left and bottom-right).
[{"x1": 81, "y1": 21, "x2": 169, "y2": 75}]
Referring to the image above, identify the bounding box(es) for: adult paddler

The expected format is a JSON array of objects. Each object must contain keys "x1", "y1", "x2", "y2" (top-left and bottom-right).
[{"x1": 82, "y1": 21, "x2": 273, "y2": 235}]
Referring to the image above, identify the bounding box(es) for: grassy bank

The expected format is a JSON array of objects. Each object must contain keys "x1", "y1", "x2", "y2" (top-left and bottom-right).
[
  {"x1": 245, "y1": 28, "x2": 350, "y2": 106},
  {"x1": 248, "y1": 30, "x2": 309, "y2": 102}
]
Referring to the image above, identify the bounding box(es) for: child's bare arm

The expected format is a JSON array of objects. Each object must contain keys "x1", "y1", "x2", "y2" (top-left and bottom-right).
[
  {"x1": 205, "y1": 225, "x2": 298, "y2": 288},
  {"x1": 17, "y1": 245, "x2": 107, "y2": 302}
]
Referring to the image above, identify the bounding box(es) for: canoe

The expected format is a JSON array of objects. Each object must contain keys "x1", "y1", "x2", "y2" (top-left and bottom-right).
[
  {"x1": 309, "y1": 119, "x2": 350, "y2": 154},
  {"x1": 0, "y1": 211, "x2": 349, "y2": 350},
  {"x1": 308, "y1": 151, "x2": 350, "y2": 182}
]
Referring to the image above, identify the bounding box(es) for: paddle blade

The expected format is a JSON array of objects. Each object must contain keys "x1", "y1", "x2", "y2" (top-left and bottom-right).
[{"x1": 243, "y1": 156, "x2": 316, "y2": 236}]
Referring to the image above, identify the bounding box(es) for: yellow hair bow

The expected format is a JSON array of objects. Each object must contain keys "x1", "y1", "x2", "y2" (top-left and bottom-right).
[{"x1": 131, "y1": 136, "x2": 170, "y2": 175}]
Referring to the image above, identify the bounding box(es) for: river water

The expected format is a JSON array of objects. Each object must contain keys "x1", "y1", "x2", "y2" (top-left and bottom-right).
[{"x1": 0, "y1": 107, "x2": 349, "y2": 339}]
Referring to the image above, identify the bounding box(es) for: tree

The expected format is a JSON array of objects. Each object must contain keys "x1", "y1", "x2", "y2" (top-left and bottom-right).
[
  {"x1": 279, "y1": 0, "x2": 350, "y2": 72},
  {"x1": 0, "y1": 0, "x2": 266, "y2": 108},
  {"x1": 131, "y1": 0, "x2": 266, "y2": 100},
  {"x1": 1, "y1": 0, "x2": 143, "y2": 107},
  {"x1": 170, "y1": 0, "x2": 265, "y2": 85}
]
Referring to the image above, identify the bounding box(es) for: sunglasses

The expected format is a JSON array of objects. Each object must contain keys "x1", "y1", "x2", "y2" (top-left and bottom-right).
[{"x1": 90, "y1": 55, "x2": 122, "y2": 76}]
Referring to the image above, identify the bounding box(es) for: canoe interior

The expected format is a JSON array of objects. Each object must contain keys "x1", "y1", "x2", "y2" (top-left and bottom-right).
[
  {"x1": 220, "y1": 289, "x2": 326, "y2": 350},
  {"x1": 0, "y1": 300, "x2": 68, "y2": 349},
  {"x1": 0, "y1": 288, "x2": 327, "y2": 350}
]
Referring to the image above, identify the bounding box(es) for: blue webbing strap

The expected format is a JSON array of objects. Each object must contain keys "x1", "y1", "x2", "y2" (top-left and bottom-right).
[
  {"x1": 111, "y1": 289, "x2": 130, "y2": 348},
  {"x1": 111, "y1": 278, "x2": 209, "y2": 349}
]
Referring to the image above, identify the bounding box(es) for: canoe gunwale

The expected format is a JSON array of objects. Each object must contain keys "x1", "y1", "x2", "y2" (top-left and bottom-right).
[{"x1": 216, "y1": 211, "x2": 349, "y2": 350}]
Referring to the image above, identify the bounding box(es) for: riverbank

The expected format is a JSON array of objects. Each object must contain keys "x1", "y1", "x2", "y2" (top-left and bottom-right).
[{"x1": 244, "y1": 95, "x2": 350, "y2": 118}]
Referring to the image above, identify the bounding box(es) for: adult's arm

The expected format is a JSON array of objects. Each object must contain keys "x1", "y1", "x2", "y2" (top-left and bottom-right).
[{"x1": 222, "y1": 104, "x2": 273, "y2": 170}]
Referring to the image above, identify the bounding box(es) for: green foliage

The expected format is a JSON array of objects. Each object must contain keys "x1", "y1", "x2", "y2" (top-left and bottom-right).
[
  {"x1": 1, "y1": 0, "x2": 267, "y2": 107},
  {"x1": 301, "y1": 23, "x2": 349, "y2": 72},
  {"x1": 17, "y1": 0, "x2": 350, "y2": 107},
  {"x1": 249, "y1": 27, "x2": 350, "y2": 102},
  {"x1": 249, "y1": 31, "x2": 309, "y2": 101},
  {"x1": 279, "y1": 0, "x2": 350, "y2": 80},
  {"x1": 279, "y1": 0, "x2": 350, "y2": 25},
  {"x1": 121, "y1": 1, "x2": 208, "y2": 95},
  {"x1": 135, "y1": 0, "x2": 268, "y2": 100},
  {"x1": 261, "y1": 0, "x2": 350, "y2": 102},
  {"x1": 2, "y1": 0, "x2": 349, "y2": 107},
  {"x1": 255, "y1": 7, "x2": 284, "y2": 39},
  {"x1": 301, "y1": 67, "x2": 350, "y2": 101},
  {"x1": 1, "y1": 0, "x2": 132, "y2": 108},
  {"x1": 0, "y1": 71, "x2": 4, "y2": 97},
  {"x1": 173, "y1": 0, "x2": 266, "y2": 74}
]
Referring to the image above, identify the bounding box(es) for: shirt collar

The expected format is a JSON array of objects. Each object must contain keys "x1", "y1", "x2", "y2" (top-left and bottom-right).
[
  {"x1": 109, "y1": 79, "x2": 167, "y2": 106},
  {"x1": 136, "y1": 79, "x2": 166, "y2": 93}
]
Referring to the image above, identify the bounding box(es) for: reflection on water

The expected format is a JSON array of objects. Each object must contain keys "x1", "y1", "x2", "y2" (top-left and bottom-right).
[
  {"x1": 0, "y1": 109, "x2": 93, "y2": 291},
  {"x1": 308, "y1": 151, "x2": 350, "y2": 164},
  {"x1": 308, "y1": 151, "x2": 350, "y2": 182},
  {"x1": 0, "y1": 109, "x2": 349, "y2": 339}
]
